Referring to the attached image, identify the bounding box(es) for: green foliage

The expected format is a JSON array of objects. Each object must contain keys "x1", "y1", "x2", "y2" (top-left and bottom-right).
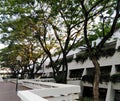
[
  {"x1": 97, "y1": 47, "x2": 116, "y2": 59},
  {"x1": 0, "y1": 0, "x2": 119, "y2": 86},
  {"x1": 73, "y1": 40, "x2": 86, "y2": 49},
  {"x1": 0, "y1": 46, "x2": 18, "y2": 68},
  {"x1": 74, "y1": 46, "x2": 116, "y2": 63},
  {"x1": 66, "y1": 55, "x2": 74, "y2": 63},
  {"x1": 75, "y1": 51, "x2": 88, "y2": 63},
  {"x1": 115, "y1": 23, "x2": 120, "y2": 30},
  {"x1": 88, "y1": 34, "x2": 98, "y2": 42}
]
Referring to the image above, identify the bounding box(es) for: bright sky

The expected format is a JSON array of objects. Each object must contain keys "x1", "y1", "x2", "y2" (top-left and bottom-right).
[
  {"x1": 0, "y1": 44, "x2": 5, "y2": 49},
  {"x1": 0, "y1": 34, "x2": 6, "y2": 49}
]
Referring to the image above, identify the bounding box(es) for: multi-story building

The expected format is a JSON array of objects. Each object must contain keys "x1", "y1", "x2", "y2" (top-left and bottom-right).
[{"x1": 38, "y1": 29, "x2": 120, "y2": 101}]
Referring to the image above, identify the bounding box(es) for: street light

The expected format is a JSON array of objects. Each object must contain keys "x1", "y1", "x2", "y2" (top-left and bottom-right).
[{"x1": 16, "y1": 55, "x2": 22, "y2": 92}]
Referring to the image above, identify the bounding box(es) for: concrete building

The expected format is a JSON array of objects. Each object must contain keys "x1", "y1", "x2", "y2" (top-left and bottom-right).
[{"x1": 39, "y1": 29, "x2": 120, "y2": 101}]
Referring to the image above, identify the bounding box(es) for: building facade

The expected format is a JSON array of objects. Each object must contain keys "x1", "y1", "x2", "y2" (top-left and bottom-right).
[{"x1": 38, "y1": 30, "x2": 120, "y2": 101}]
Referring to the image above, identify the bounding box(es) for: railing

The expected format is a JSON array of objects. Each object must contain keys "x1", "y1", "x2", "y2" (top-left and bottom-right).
[
  {"x1": 18, "y1": 91, "x2": 48, "y2": 101},
  {"x1": 34, "y1": 78, "x2": 55, "y2": 82},
  {"x1": 18, "y1": 80, "x2": 81, "y2": 101},
  {"x1": 22, "y1": 80, "x2": 58, "y2": 89}
]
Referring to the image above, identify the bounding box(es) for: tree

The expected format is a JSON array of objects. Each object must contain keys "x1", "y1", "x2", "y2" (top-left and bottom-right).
[
  {"x1": 0, "y1": 0, "x2": 120, "y2": 100},
  {"x1": 41, "y1": 0, "x2": 120, "y2": 100},
  {"x1": 29, "y1": 0, "x2": 84, "y2": 83},
  {"x1": 78, "y1": 0, "x2": 120, "y2": 101},
  {"x1": 1, "y1": 0, "x2": 81, "y2": 83},
  {"x1": 0, "y1": 0, "x2": 82, "y2": 83},
  {"x1": 0, "y1": 47, "x2": 17, "y2": 77},
  {"x1": 0, "y1": 15, "x2": 48, "y2": 79}
]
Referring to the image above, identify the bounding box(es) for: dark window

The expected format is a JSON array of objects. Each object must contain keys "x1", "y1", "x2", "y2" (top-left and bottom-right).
[{"x1": 69, "y1": 69, "x2": 83, "y2": 78}]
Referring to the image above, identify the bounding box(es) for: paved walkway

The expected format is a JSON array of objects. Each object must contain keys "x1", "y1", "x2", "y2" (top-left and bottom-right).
[{"x1": 0, "y1": 81, "x2": 31, "y2": 101}]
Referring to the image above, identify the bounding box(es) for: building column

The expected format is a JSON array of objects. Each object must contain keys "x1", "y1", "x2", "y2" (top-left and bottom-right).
[
  {"x1": 67, "y1": 69, "x2": 70, "y2": 79},
  {"x1": 115, "y1": 39, "x2": 120, "y2": 49},
  {"x1": 82, "y1": 68, "x2": 87, "y2": 77},
  {"x1": 105, "y1": 82, "x2": 115, "y2": 101},
  {"x1": 110, "y1": 65, "x2": 116, "y2": 75},
  {"x1": 105, "y1": 65, "x2": 116, "y2": 101},
  {"x1": 80, "y1": 68, "x2": 87, "y2": 98},
  {"x1": 79, "y1": 80, "x2": 83, "y2": 99}
]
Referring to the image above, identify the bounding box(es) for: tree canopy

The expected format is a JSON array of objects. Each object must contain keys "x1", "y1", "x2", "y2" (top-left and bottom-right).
[{"x1": 0, "y1": 0, "x2": 120, "y2": 100}]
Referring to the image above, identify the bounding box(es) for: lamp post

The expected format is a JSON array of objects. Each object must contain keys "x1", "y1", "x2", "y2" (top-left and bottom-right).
[{"x1": 16, "y1": 55, "x2": 22, "y2": 92}]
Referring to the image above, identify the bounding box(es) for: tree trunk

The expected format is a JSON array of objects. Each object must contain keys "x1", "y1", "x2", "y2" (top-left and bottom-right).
[
  {"x1": 53, "y1": 66, "x2": 67, "y2": 84},
  {"x1": 29, "y1": 72, "x2": 35, "y2": 79},
  {"x1": 63, "y1": 59, "x2": 68, "y2": 84},
  {"x1": 50, "y1": 52, "x2": 68, "y2": 84},
  {"x1": 91, "y1": 57, "x2": 100, "y2": 101},
  {"x1": 61, "y1": 54, "x2": 68, "y2": 84}
]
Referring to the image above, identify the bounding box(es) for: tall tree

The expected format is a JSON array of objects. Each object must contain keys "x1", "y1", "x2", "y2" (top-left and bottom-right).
[
  {"x1": 0, "y1": 15, "x2": 48, "y2": 79},
  {"x1": 0, "y1": 0, "x2": 120, "y2": 100},
  {"x1": 33, "y1": 0, "x2": 83, "y2": 83},
  {"x1": 78, "y1": 0, "x2": 120, "y2": 101},
  {"x1": 41, "y1": 0, "x2": 120, "y2": 100},
  {"x1": 0, "y1": 0, "x2": 82, "y2": 83}
]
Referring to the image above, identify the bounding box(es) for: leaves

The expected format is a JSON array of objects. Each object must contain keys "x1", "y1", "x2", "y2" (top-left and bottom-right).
[{"x1": 0, "y1": 0, "x2": 120, "y2": 84}]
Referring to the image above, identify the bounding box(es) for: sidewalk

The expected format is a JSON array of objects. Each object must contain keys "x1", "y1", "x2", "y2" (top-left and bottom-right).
[{"x1": 0, "y1": 81, "x2": 31, "y2": 101}]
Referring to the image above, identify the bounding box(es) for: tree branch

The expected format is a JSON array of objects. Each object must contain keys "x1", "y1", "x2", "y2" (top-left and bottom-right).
[
  {"x1": 71, "y1": 3, "x2": 109, "y2": 30},
  {"x1": 66, "y1": 26, "x2": 83, "y2": 54},
  {"x1": 88, "y1": 0, "x2": 104, "y2": 13},
  {"x1": 52, "y1": 25, "x2": 64, "y2": 52},
  {"x1": 97, "y1": 0, "x2": 120, "y2": 49},
  {"x1": 80, "y1": 0, "x2": 91, "y2": 49}
]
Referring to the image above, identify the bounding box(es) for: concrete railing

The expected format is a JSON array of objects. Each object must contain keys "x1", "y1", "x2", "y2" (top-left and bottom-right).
[
  {"x1": 34, "y1": 78, "x2": 55, "y2": 82},
  {"x1": 18, "y1": 91, "x2": 48, "y2": 101},
  {"x1": 18, "y1": 80, "x2": 81, "y2": 101},
  {"x1": 22, "y1": 80, "x2": 58, "y2": 89}
]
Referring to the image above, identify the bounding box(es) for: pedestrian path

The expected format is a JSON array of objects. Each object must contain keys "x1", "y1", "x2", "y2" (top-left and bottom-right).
[
  {"x1": 0, "y1": 81, "x2": 31, "y2": 101},
  {"x1": 0, "y1": 77, "x2": 3, "y2": 82}
]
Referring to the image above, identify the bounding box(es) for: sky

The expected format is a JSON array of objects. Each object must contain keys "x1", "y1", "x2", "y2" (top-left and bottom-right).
[
  {"x1": 0, "y1": 34, "x2": 7, "y2": 49},
  {"x1": 0, "y1": 43, "x2": 5, "y2": 49}
]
